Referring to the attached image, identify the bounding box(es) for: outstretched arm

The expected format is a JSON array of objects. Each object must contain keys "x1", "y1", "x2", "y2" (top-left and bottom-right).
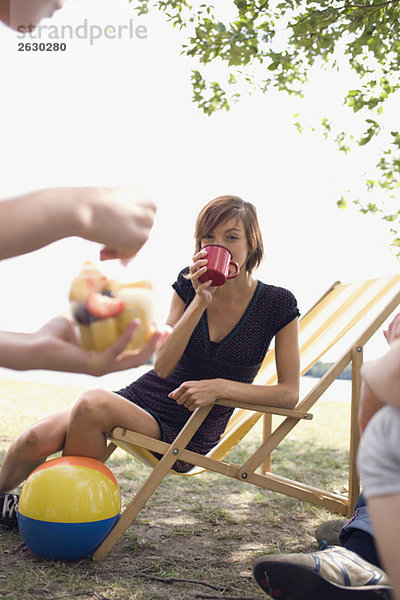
[
  {"x1": 0, "y1": 314, "x2": 162, "y2": 376},
  {"x1": 0, "y1": 187, "x2": 156, "y2": 262}
]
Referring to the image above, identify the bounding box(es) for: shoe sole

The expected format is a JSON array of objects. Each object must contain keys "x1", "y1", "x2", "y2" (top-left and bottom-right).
[{"x1": 253, "y1": 558, "x2": 392, "y2": 600}]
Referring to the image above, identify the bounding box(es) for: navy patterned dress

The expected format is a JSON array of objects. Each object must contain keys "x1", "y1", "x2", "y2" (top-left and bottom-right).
[{"x1": 116, "y1": 268, "x2": 300, "y2": 472}]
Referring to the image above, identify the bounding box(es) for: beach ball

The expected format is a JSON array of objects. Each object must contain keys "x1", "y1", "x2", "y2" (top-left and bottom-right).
[{"x1": 18, "y1": 456, "x2": 120, "y2": 561}]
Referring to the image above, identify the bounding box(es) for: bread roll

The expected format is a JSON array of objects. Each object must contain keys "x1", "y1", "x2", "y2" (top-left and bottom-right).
[{"x1": 69, "y1": 263, "x2": 155, "y2": 352}]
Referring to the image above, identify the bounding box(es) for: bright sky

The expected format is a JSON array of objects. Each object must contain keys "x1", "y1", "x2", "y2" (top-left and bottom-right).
[{"x1": 0, "y1": 0, "x2": 398, "y2": 386}]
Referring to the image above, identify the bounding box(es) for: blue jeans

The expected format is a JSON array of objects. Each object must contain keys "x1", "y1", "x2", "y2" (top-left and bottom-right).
[
  {"x1": 339, "y1": 492, "x2": 381, "y2": 567},
  {"x1": 339, "y1": 492, "x2": 374, "y2": 543}
]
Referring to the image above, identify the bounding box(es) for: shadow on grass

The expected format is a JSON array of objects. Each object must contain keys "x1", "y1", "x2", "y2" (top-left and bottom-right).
[
  {"x1": 227, "y1": 432, "x2": 350, "y2": 491},
  {"x1": 0, "y1": 430, "x2": 351, "y2": 600}
]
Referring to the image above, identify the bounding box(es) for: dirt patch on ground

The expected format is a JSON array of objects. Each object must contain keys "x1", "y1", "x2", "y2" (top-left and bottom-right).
[
  {"x1": 1, "y1": 452, "x2": 331, "y2": 600},
  {"x1": 0, "y1": 380, "x2": 348, "y2": 600}
]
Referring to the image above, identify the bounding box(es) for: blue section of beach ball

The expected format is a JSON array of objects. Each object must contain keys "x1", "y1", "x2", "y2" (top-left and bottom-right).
[{"x1": 18, "y1": 514, "x2": 119, "y2": 560}]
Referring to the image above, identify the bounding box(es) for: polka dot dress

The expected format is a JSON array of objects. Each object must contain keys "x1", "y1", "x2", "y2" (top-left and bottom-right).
[{"x1": 116, "y1": 268, "x2": 300, "y2": 472}]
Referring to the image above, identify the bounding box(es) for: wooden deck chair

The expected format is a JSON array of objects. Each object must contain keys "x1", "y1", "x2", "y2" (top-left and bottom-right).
[{"x1": 92, "y1": 274, "x2": 400, "y2": 561}]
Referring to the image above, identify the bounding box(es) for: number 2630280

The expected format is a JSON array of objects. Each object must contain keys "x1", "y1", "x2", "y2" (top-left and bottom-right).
[{"x1": 18, "y1": 42, "x2": 67, "y2": 51}]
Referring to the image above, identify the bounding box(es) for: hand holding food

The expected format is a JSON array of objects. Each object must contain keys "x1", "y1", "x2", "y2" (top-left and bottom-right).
[{"x1": 69, "y1": 262, "x2": 155, "y2": 352}]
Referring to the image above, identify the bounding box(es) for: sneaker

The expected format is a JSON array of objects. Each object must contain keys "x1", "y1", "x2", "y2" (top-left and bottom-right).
[
  {"x1": 0, "y1": 493, "x2": 19, "y2": 529},
  {"x1": 316, "y1": 518, "x2": 347, "y2": 549},
  {"x1": 253, "y1": 546, "x2": 392, "y2": 599}
]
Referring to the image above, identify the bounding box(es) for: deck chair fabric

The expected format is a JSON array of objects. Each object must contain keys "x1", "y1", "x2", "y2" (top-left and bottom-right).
[{"x1": 93, "y1": 274, "x2": 400, "y2": 560}]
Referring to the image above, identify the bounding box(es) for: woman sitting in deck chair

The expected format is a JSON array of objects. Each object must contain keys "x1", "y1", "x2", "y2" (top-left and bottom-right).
[{"x1": 0, "y1": 195, "x2": 300, "y2": 528}]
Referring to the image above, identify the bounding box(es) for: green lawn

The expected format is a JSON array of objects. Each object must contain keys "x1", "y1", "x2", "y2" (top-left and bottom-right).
[{"x1": 0, "y1": 377, "x2": 353, "y2": 600}]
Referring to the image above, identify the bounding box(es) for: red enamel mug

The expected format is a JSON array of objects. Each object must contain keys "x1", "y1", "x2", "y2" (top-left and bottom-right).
[{"x1": 198, "y1": 244, "x2": 240, "y2": 287}]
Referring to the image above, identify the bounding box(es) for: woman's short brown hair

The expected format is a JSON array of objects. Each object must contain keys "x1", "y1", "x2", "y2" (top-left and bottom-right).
[{"x1": 194, "y1": 195, "x2": 264, "y2": 273}]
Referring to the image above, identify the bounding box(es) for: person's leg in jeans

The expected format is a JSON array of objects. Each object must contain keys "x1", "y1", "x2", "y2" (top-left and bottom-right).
[
  {"x1": 339, "y1": 492, "x2": 382, "y2": 568},
  {"x1": 253, "y1": 490, "x2": 391, "y2": 598}
]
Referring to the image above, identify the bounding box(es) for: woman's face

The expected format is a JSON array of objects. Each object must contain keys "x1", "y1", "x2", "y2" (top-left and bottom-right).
[
  {"x1": 200, "y1": 217, "x2": 250, "y2": 273},
  {"x1": 0, "y1": 0, "x2": 65, "y2": 30}
]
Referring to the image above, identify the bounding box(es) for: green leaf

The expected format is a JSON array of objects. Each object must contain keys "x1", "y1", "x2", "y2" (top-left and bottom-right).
[{"x1": 138, "y1": 0, "x2": 400, "y2": 255}]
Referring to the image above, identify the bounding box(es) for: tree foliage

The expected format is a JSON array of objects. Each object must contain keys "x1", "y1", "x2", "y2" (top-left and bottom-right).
[{"x1": 130, "y1": 0, "x2": 400, "y2": 251}]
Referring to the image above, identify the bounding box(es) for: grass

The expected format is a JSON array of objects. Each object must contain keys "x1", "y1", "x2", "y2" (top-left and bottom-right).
[{"x1": 0, "y1": 377, "x2": 352, "y2": 599}]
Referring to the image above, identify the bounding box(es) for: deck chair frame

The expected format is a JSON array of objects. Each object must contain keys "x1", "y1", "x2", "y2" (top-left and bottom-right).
[{"x1": 93, "y1": 275, "x2": 400, "y2": 561}]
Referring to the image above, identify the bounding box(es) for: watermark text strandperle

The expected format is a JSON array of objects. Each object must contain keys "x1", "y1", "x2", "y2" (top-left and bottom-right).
[{"x1": 16, "y1": 19, "x2": 148, "y2": 46}]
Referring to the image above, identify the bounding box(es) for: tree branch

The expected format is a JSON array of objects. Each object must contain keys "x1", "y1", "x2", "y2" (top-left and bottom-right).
[
  {"x1": 133, "y1": 572, "x2": 221, "y2": 591},
  {"x1": 343, "y1": 0, "x2": 400, "y2": 8},
  {"x1": 291, "y1": 0, "x2": 400, "y2": 29}
]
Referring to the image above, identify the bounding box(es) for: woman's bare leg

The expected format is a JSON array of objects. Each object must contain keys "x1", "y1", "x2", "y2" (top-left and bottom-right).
[
  {"x1": 0, "y1": 406, "x2": 72, "y2": 492},
  {"x1": 63, "y1": 389, "x2": 161, "y2": 459},
  {"x1": 0, "y1": 389, "x2": 161, "y2": 492}
]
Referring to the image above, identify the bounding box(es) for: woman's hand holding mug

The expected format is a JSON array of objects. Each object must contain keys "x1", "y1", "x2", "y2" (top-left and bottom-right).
[
  {"x1": 190, "y1": 245, "x2": 240, "y2": 304},
  {"x1": 198, "y1": 244, "x2": 239, "y2": 286},
  {"x1": 189, "y1": 249, "x2": 216, "y2": 304}
]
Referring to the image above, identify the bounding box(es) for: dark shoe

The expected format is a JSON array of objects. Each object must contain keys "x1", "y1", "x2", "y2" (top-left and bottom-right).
[
  {"x1": 316, "y1": 518, "x2": 347, "y2": 549},
  {"x1": 253, "y1": 546, "x2": 392, "y2": 599},
  {"x1": 0, "y1": 493, "x2": 19, "y2": 529}
]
